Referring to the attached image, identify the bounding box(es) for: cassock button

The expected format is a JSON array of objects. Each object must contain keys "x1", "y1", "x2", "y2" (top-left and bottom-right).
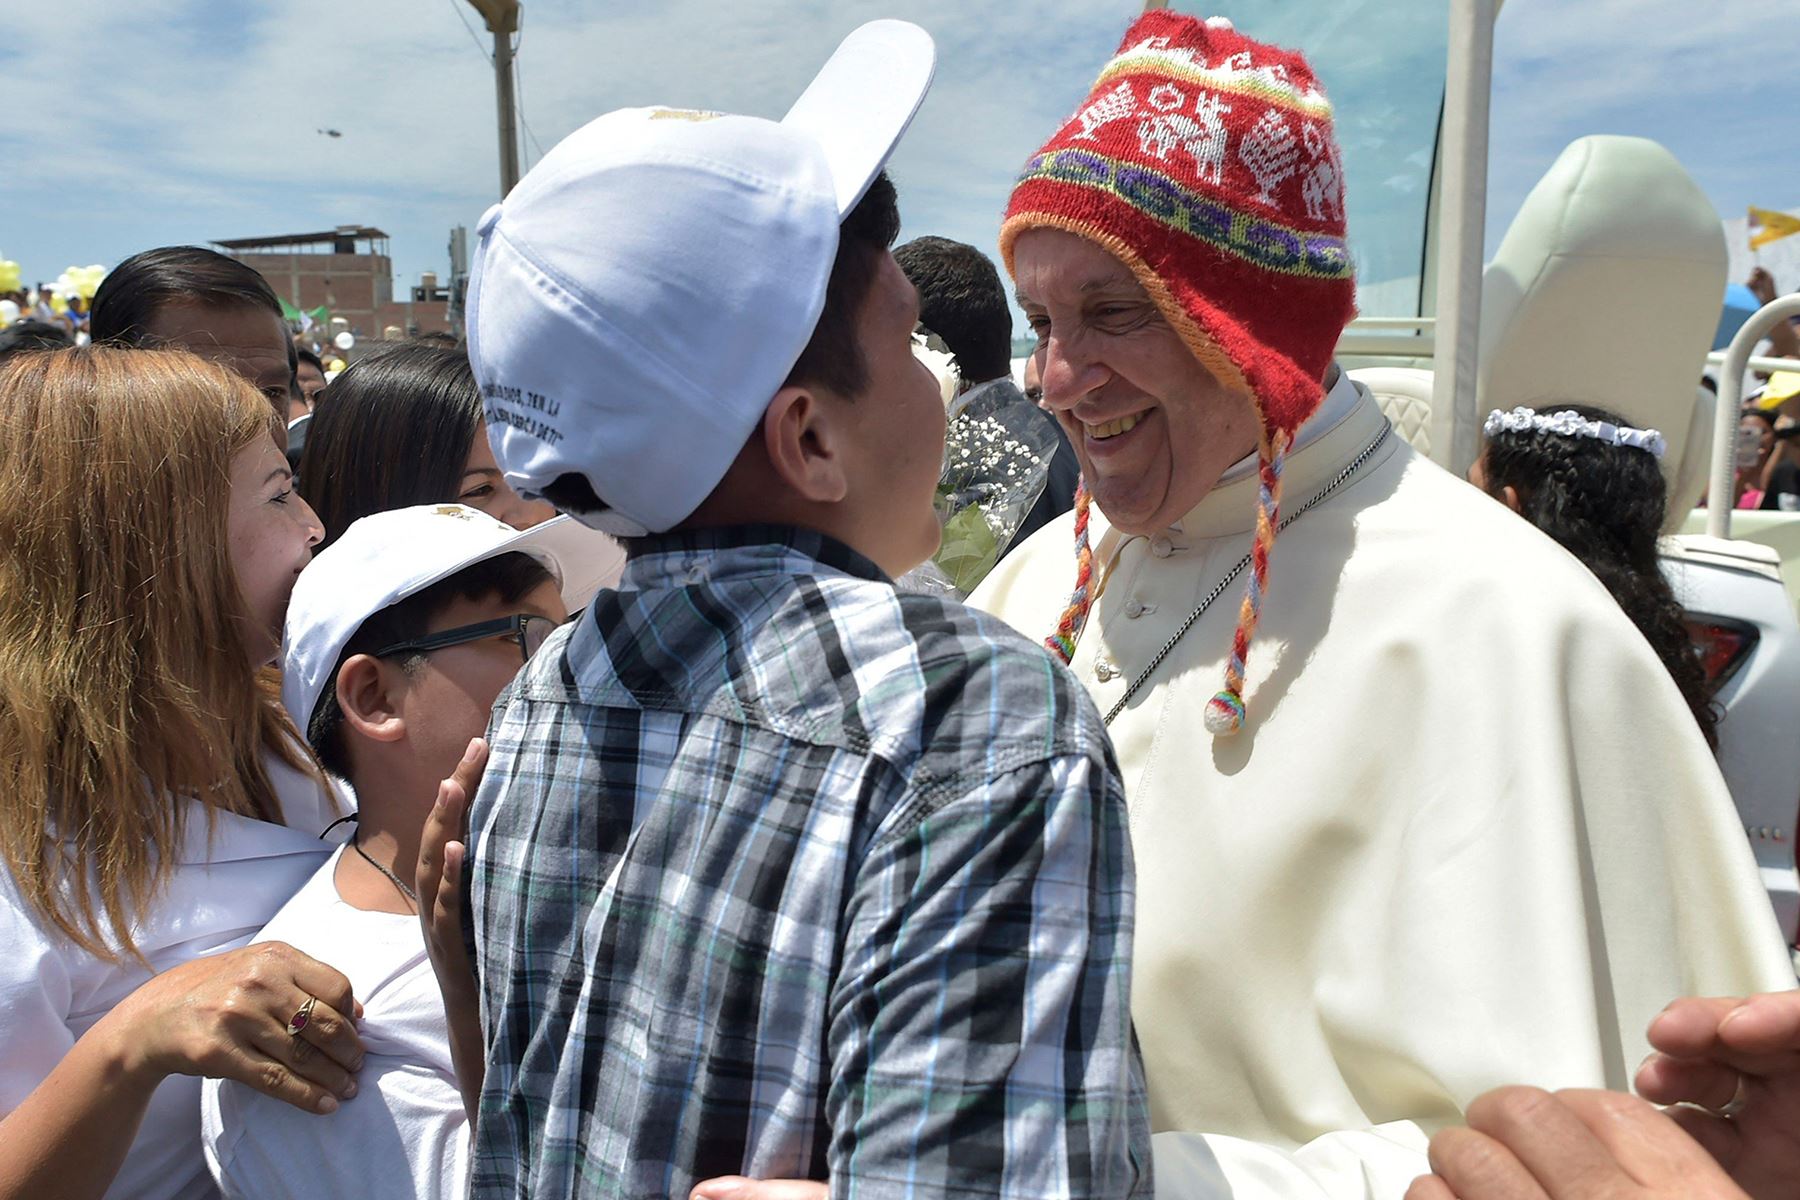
[
  {"x1": 1124, "y1": 599, "x2": 1146, "y2": 619},
  {"x1": 1095, "y1": 659, "x2": 1118, "y2": 682},
  {"x1": 1149, "y1": 535, "x2": 1175, "y2": 558}
]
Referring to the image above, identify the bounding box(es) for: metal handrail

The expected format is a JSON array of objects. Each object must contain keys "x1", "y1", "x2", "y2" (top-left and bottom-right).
[
  {"x1": 1707, "y1": 295, "x2": 1800, "y2": 538},
  {"x1": 1337, "y1": 329, "x2": 1437, "y2": 358},
  {"x1": 1705, "y1": 351, "x2": 1800, "y2": 377},
  {"x1": 1348, "y1": 317, "x2": 1437, "y2": 331}
]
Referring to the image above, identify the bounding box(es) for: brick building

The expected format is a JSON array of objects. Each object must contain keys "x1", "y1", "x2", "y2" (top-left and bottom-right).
[{"x1": 214, "y1": 225, "x2": 456, "y2": 338}]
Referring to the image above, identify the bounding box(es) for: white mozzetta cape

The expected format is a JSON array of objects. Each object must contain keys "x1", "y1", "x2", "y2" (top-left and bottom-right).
[{"x1": 971, "y1": 379, "x2": 1794, "y2": 1199}]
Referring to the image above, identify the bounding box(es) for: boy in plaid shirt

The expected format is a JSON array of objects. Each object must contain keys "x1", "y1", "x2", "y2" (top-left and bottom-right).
[{"x1": 454, "y1": 22, "x2": 1151, "y2": 1199}]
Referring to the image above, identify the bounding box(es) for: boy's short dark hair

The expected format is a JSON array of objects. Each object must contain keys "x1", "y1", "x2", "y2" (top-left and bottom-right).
[
  {"x1": 781, "y1": 171, "x2": 902, "y2": 399},
  {"x1": 306, "y1": 552, "x2": 556, "y2": 779},
  {"x1": 892, "y1": 236, "x2": 1012, "y2": 384}
]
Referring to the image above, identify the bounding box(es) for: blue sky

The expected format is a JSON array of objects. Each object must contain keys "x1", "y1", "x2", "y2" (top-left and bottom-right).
[{"x1": 4, "y1": 0, "x2": 1796, "y2": 325}]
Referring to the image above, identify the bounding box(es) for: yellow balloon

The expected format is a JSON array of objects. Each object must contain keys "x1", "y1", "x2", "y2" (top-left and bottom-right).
[
  {"x1": 0, "y1": 260, "x2": 20, "y2": 293},
  {"x1": 74, "y1": 265, "x2": 106, "y2": 300},
  {"x1": 327, "y1": 357, "x2": 348, "y2": 373},
  {"x1": 48, "y1": 292, "x2": 68, "y2": 314},
  {"x1": 61, "y1": 264, "x2": 105, "y2": 300}
]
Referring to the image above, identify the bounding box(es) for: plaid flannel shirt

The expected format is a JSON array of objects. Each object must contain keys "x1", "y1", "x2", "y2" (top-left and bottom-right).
[{"x1": 468, "y1": 526, "x2": 1151, "y2": 1199}]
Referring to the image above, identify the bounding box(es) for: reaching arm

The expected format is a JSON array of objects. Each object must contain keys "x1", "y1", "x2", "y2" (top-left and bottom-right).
[{"x1": 0, "y1": 942, "x2": 362, "y2": 1200}]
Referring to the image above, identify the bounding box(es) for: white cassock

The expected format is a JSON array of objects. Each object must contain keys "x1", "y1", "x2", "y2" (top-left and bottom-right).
[{"x1": 971, "y1": 372, "x2": 1794, "y2": 1199}]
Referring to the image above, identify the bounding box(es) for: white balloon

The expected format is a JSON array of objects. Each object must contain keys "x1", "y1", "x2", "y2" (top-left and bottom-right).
[
  {"x1": 0, "y1": 299, "x2": 18, "y2": 323},
  {"x1": 333, "y1": 331, "x2": 355, "y2": 351}
]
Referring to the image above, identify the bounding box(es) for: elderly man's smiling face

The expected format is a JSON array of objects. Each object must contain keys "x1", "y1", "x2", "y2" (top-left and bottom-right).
[{"x1": 1014, "y1": 228, "x2": 1259, "y2": 536}]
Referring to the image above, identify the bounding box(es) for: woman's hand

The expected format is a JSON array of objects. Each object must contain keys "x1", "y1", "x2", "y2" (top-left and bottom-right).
[{"x1": 99, "y1": 940, "x2": 363, "y2": 1114}]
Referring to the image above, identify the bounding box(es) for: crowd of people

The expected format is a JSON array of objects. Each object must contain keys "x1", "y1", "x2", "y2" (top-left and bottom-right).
[{"x1": 2, "y1": 12, "x2": 1799, "y2": 1200}]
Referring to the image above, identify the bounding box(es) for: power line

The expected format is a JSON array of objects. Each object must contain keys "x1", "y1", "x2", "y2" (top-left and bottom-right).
[
  {"x1": 512, "y1": 10, "x2": 548, "y2": 166},
  {"x1": 449, "y1": 0, "x2": 492, "y2": 62}
]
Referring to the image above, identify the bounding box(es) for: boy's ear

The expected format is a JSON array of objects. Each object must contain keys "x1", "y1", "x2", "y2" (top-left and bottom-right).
[
  {"x1": 761, "y1": 385, "x2": 849, "y2": 505},
  {"x1": 1499, "y1": 484, "x2": 1523, "y2": 515},
  {"x1": 335, "y1": 653, "x2": 407, "y2": 744}
]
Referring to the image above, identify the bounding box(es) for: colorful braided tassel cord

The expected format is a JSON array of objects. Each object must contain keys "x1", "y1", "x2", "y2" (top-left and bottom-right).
[
  {"x1": 1204, "y1": 430, "x2": 1289, "y2": 735},
  {"x1": 1045, "y1": 481, "x2": 1093, "y2": 665}
]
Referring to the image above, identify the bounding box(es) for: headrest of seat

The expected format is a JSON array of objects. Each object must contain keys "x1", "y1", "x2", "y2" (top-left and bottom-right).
[{"x1": 1479, "y1": 136, "x2": 1725, "y2": 530}]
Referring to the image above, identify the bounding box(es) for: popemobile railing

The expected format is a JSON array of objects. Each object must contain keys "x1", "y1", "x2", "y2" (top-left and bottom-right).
[{"x1": 1708, "y1": 296, "x2": 1800, "y2": 539}]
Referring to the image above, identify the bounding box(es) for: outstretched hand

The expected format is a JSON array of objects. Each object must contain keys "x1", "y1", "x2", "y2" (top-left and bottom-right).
[
  {"x1": 1634, "y1": 992, "x2": 1800, "y2": 1200},
  {"x1": 416, "y1": 736, "x2": 488, "y2": 1120},
  {"x1": 1405, "y1": 1086, "x2": 1748, "y2": 1200},
  {"x1": 1748, "y1": 267, "x2": 1779, "y2": 306}
]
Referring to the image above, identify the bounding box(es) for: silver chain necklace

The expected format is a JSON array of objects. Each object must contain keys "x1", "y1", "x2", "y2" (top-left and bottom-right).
[
  {"x1": 352, "y1": 836, "x2": 419, "y2": 907},
  {"x1": 1101, "y1": 423, "x2": 1392, "y2": 726}
]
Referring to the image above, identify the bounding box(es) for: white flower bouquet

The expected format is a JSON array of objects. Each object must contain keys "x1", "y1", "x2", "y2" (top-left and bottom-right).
[{"x1": 898, "y1": 335, "x2": 1058, "y2": 597}]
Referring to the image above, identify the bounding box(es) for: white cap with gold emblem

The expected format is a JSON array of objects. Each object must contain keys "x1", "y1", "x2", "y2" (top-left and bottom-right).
[
  {"x1": 465, "y1": 20, "x2": 936, "y2": 536},
  {"x1": 280, "y1": 504, "x2": 624, "y2": 733}
]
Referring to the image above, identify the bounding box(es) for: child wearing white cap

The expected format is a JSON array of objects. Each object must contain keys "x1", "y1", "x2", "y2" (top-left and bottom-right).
[
  {"x1": 199, "y1": 505, "x2": 621, "y2": 1200},
  {"x1": 455, "y1": 19, "x2": 1149, "y2": 1200}
]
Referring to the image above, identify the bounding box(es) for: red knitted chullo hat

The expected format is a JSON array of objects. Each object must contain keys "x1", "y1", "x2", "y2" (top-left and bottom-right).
[{"x1": 1002, "y1": 11, "x2": 1357, "y2": 736}]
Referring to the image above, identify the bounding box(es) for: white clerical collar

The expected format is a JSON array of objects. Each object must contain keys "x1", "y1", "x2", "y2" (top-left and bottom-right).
[{"x1": 1212, "y1": 364, "x2": 1356, "y2": 489}]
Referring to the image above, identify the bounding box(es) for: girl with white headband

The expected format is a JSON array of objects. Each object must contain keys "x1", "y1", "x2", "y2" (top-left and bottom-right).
[{"x1": 1471, "y1": 403, "x2": 1714, "y2": 749}]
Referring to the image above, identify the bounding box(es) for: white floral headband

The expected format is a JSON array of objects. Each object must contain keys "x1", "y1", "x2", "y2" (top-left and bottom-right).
[{"x1": 1482, "y1": 407, "x2": 1667, "y2": 459}]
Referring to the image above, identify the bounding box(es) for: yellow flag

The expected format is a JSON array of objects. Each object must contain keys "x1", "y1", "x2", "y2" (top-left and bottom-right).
[
  {"x1": 1749, "y1": 206, "x2": 1800, "y2": 249},
  {"x1": 1757, "y1": 371, "x2": 1800, "y2": 408}
]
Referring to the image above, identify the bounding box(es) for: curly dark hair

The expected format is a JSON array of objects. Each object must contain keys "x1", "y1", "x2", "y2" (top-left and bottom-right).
[{"x1": 1479, "y1": 403, "x2": 1718, "y2": 750}]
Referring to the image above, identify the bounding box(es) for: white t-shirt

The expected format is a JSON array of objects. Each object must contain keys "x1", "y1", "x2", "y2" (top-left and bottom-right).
[
  {"x1": 201, "y1": 843, "x2": 467, "y2": 1200},
  {"x1": 0, "y1": 751, "x2": 347, "y2": 1200}
]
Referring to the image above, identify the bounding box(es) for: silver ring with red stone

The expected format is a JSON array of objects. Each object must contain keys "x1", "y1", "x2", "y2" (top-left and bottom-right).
[{"x1": 284, "y1": 995, "x2": 318, "y2": 1038}]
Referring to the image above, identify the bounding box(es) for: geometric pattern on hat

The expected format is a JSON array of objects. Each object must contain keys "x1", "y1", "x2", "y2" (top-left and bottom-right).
[
  {"x1": 1014, "y1": 151, "x2": 1354, "y2": 282},
  {"x1": 1006, "y1": 10, "x2": 1358, "y2": 736}
]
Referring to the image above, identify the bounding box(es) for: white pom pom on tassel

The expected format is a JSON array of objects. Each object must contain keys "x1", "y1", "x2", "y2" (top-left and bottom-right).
[{"x1": 1203, "y1": 692, "x2": 1245, "y2": 736}]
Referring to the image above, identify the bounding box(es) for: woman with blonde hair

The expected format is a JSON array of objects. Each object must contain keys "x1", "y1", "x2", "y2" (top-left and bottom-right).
[{"x1": 0, "y1": 347, "x2": 365, "y2": 1199}]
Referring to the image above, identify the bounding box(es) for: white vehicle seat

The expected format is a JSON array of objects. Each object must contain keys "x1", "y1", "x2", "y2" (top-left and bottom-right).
[
  {"x1": 1478, "y1": 135, "x2": 1726, "y2": 530},
  {"x1": 1351, "y1": 367, "x2": 1436, "y2": 456}
]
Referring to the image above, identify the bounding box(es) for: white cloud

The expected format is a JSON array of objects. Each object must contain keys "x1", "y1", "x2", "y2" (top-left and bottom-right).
[
  {"x1": 1488, "y1": 0, "x2": 1800, "y2": 253},
  {"x1": 6, "y1": 0, "x2": 1794, "y2": 315}
]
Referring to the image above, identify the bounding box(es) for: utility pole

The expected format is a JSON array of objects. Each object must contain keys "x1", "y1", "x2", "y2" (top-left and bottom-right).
[{"x1": 464, "y1": 0, "x2": 522, "y2": 198}]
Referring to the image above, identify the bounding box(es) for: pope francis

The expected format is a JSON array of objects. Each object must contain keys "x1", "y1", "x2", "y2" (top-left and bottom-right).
[{"x1": 972, "y1": 12, "x2": 1795, "y2": 1198}]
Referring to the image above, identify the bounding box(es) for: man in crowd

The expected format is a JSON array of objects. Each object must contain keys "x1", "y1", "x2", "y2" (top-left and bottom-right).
[
  {"x1": 90, "y1": 245, "x2": 300, "y2": 448},
  {"x1": 294, "y1": 346, "x2": 328, "y2": 412},
  {"x1": 1745, "y1": 267, "x2": 1799, "y2": 365},
  {"x1": 971, "y1": 11, "x2": 1794, "y2": 1196},
  {"x1": 457, "y1": 20, "x2": 1148, "y2": 1199},
  {"x1": 894, "y1": 235, "x2": 1079, "y2": 551}
]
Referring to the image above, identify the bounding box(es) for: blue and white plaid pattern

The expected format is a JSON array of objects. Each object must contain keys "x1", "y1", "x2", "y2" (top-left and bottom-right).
[{"x1": 467, "y1": 526, "x2": 1150, "y2": 1199}]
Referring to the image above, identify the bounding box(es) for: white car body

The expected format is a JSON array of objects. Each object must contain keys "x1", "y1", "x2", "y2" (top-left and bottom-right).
[{"x1": 1663, "y1": 535, "x2": 1800, "y2": 944}]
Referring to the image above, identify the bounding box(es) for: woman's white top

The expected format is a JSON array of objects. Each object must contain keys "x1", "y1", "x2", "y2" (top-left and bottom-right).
[
  {"x1": 0, "y1": 751, "x2": 345, "y2": 1200},
  {"x1": 201, "y1": 843, "x2": 467, "y2": 1200}
]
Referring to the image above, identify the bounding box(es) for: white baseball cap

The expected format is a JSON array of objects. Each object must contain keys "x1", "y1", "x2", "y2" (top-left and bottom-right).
[
  {"x1": 465, "y1": 19, "x2": 936, "y2": 536},
  {"x1": 280, "y1": 505, "x2": 626, "y2": 734}
]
